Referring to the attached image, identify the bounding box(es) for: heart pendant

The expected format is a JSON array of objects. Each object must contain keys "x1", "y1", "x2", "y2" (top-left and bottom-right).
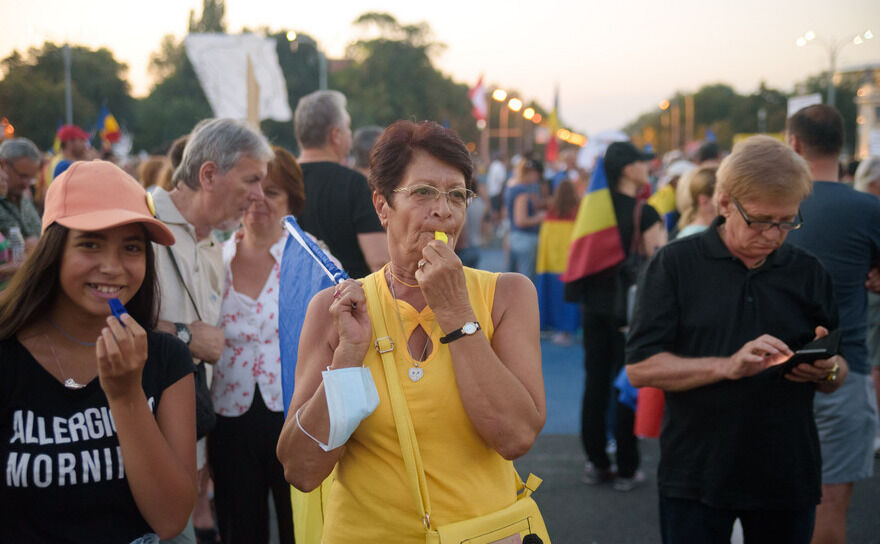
[{"x1": 408, "y1": 367, "x2": 424, "y2": 382}]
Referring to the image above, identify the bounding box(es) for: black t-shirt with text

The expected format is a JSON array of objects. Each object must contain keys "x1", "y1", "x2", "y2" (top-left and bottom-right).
[
  {"x1": 298, "y1": 162, "x2": 384, "y2": 279},
  {"x1": 0, "y1": 331, "x2": 194, "y2": 543}
]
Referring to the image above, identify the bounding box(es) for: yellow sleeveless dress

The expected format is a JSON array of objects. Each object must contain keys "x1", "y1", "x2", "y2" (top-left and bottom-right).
[{"x1": 321, "y1": 267, "x2": 518, "y2": 543}]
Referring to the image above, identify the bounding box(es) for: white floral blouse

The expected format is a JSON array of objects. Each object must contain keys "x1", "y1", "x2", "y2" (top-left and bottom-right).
[{"x1": 211, "y1": 232, "x2": 286, "y2": 416}]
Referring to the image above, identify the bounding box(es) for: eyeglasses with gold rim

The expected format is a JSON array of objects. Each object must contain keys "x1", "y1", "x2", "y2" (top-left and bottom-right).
[{"x1": 393, "y1": 184, "x2": 475, "y2": 207}]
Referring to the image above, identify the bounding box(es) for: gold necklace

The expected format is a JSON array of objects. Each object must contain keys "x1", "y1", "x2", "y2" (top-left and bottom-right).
[
  {"x1": 387, "y1": 271, "x2": 435, "y2": 382},
  {"x1": 387, "y1": 263, "x2": 419, "y2": 288},
  {"x1": 45, "y1": 334, "x2": 88, "y2": 389}
]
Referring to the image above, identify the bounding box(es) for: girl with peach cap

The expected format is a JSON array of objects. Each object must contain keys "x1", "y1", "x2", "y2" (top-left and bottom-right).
[{"x1": 0, "y1": 160, "x2": 196, "y2": 542}]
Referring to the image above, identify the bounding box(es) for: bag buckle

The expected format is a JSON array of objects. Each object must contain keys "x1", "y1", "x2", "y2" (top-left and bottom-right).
[{"x1": 375, "y1": 337, "x2": 394, "y2": 354}]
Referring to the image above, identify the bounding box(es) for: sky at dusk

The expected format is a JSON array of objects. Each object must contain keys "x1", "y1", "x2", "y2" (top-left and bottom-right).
[{"x1": 2, "y1": 0, "x2": 879, "y2": 136}]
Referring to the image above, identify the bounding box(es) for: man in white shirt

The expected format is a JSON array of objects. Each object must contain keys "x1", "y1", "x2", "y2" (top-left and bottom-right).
[
  {"x1": 486, "y1": 152, "x2": 508, "y2": 223},
  {"x1": 153, "y1": 118, "x2": 273, "y2": 544}
]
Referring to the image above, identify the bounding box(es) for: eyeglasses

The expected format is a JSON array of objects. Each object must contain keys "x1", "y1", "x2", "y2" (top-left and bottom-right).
[
  {"x1": 2, "y1": 162, "x2": 36, "y2": 184},
  {"x1": 393, "y1": 184, "x2": 475, "y2": 207},
  {"x1": 732, "y1": 197, "x2": 803, "y2": 232}
]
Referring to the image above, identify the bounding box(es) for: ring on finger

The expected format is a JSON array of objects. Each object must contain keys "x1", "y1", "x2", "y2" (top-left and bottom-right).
[
  {"x1": 333, "y1": 289, "x2": 342, "y2": 299},
  {"x1": 418, "y1": 259, "x2": 427, "y2": 269}
]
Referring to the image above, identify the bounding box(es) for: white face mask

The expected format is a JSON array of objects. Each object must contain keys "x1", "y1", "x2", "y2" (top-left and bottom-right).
[{"x1": 319, "y1": 366, "x2": 380, "y2": 451}]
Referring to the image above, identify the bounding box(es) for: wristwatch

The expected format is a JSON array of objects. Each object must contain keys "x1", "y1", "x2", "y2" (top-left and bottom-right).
[
  {"x1": 174, "y1": 322, "x2": 192, "y2": 346},
  {"x1": 440, "y1": 321, "x2": 481, "y2": 344}
]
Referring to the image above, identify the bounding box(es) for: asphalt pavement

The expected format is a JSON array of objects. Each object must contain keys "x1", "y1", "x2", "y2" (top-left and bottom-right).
[
  {"x1": 476, "y1": 247, "x2": 880, "y2": 544},
  {"x1": 516, "y1": 338, "x2": 880, "y2": 543}
]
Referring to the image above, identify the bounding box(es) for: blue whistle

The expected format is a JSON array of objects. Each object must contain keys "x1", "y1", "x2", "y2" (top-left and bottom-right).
[{"x1": 109, "y1": 298, "x2": 128, "y2": 323}]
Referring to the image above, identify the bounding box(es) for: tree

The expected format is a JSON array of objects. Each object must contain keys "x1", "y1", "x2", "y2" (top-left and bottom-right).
[
  {"x1": 259, "y1": 30, "x2": 326, "y2": 152},
  {"x1": 0, "y1": 43, "x2": 133, "y2": 149},
  {"x1": 132, "y1": 0, "x2": 226, "y2": 152},
  {"x1": 188, "y1": 0, "x2": 226, "y2": 33},
  {"x1": 626, "y1": 82, "x2": 792, "y2": 153},
  {"x1": 797, "y1": 72, "x2": 859, "y2": 156},
  {"x1": 331, "y1": 13, "x2": 478, "y2": 145}
]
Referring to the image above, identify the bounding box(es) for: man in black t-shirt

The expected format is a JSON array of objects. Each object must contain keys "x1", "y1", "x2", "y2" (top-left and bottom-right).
[
  {"x1": 578, "y1": 142, "x2": 666, "y2": 491},
  {"x1": 294, "y1": 90, "x2": 388, "y2": 278}
]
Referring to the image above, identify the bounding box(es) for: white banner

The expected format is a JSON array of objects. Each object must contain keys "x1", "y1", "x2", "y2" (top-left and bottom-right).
[
  {"x1": 786, "y1": 93, "x2": 823, "y2": 118},
  {"x1": 185, "y1": 33, "x2": 292, "y2": 122}
]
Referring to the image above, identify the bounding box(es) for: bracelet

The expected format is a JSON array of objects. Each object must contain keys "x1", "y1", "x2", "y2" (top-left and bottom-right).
[{"x1": 295, "y1": 406, "x2": 329, "y2": 450}]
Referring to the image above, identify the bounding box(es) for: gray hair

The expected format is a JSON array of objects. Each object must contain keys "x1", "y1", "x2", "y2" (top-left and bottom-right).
[
  {"x1": 0, "y1": 138, "x2": 41, "y2": 162},
  {"x1": 352, "y1": 125, "x2": 384, "y2": 169},
  {"x1": 854, "y1": 156, "x2": 880, "y2": 193},
  {"x1": 294, "y1": 90, "x2": 348, "y2": 149},
  {"x1": 173, "y1": 118, "x2": 273, "y2": 190}
]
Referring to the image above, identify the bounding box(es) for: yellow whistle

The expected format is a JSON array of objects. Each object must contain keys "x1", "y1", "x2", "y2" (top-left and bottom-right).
[{"x1": 434, "y1": 231, "x2": 448, "y2": 243}]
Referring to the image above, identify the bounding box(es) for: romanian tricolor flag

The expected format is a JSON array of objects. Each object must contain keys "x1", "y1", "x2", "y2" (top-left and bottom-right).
[
  {"x1": 647, "y1": 183, "x2": 677, "y2": 231},
  {"x1": 560, "y1": 157, "x2": 625, "y2": 283},
  {"x1": 96, "y1": 106, "x2": 121, "y2": 144},
  {"x1": 536, "y1": 212, "x2": 581, "y2": 332}
]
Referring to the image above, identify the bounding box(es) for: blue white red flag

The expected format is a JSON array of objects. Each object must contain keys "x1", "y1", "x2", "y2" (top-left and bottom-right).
[{"x1": 278, "y1": 215, "x2": 348, "y2": 416}]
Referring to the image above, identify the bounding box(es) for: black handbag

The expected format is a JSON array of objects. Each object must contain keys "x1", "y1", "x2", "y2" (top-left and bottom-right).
[{"x1": 166, "y1": 247, "x2": 217, "y2": 439}]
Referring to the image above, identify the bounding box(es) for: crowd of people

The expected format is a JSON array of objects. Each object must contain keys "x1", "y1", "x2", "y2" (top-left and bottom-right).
[{"x1": 0, "y1": 94, "x2": 879, "y2": 544}]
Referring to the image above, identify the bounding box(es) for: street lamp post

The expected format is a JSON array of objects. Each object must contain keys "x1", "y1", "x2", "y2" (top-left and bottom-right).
[
  {"x1": 658, "y1": 100, "x2": 670, "y2": 153},
  {"x1": 508, "y1": 98, "x2": 523, "y2": 155},
  {"x1": 287, "y1": 31, "x2": 328, "y2": 90},
  {"x1": 492, "y1": 89, "x2": 509, "y2": 157},
  {"x1": 796, "y1": 29, "x2": 873, "y2": 108}
]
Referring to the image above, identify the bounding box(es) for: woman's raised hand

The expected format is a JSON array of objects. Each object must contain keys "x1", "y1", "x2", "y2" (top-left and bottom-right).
[
  {"x1": 330, "y1": 279, "x2": 372, "y2": 364},
  {"x1": 96, "y1": 313, "x2": 149, "y2": 401}
]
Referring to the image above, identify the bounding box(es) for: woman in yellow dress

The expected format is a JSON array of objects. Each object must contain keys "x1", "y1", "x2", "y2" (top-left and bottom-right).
[{"x1": 277, "y1": 120, "x2": 547, "y2": 542}]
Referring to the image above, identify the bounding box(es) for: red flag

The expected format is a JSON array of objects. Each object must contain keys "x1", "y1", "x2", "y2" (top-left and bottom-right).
[
  {"x1": 544, "y1": 136, "x2": 559, "y2": 163},
  {"x1": 468, "y1": 76, "x2": 487, "y2": 122}
]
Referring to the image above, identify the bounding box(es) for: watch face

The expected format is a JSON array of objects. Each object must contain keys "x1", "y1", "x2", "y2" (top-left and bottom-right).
[
  {"x1": 462, "y1": 322, "x2": 478, "y2": 334},
  {"x1": 176, "y1": 324, "x2": 191, "y2": 343}
]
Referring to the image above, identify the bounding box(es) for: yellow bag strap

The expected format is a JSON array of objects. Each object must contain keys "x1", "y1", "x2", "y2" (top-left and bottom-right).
[{"x1": 364, "y1": 274, "x2": 434, "y2": 530}]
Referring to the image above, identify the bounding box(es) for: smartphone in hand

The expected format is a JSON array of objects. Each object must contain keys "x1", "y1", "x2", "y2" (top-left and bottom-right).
[{"x1": 778, "y1": 329, "x2": 840, "y2": 375}]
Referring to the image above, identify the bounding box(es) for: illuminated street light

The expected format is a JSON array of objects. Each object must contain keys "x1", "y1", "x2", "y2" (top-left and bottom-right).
[
  {"x1": 796, "y1": 29, "x2": 873, "y2": 107},
  {"x1": 508, "y1": 98, "x2": 523, "y2": 112},
  {"x1": 523, "y1": 107, "x2": 535, "y2": 120},
  {"x1": 659, "y1": 99, "x2": 670, "y2": 111},
  {"x1": 532, "y1": 113, "x2": 543, "y2": 124},
  {"x1": 476, "y1": 119, "x2": 487, "y2": 130},
  {"x1": 286, "y1": 31, "x2": 297, "y2": 42},
  {"x1": 492, "y1": 89, "x2": 508, "y2": 102}
]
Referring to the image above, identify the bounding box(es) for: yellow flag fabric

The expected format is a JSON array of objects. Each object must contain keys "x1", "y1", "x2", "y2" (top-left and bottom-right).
[{"x1": 289, "y1": 475, "x2": 333, "y2": 544}]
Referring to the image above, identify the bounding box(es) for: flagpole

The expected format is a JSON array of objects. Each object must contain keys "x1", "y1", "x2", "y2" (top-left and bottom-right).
[{"x1": 64, "y1": 44, "x2": 73, "y2": 125}]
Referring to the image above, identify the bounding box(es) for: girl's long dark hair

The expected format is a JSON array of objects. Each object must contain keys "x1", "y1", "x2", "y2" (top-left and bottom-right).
[{"x1": 0, "y1": 224, "x2": 160, "y2": 339}]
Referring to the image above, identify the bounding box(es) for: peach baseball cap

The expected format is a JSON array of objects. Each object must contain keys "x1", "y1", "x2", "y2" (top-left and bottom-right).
[{"x1": 42, "y1": 160, "x2": 175, "y2": 246}]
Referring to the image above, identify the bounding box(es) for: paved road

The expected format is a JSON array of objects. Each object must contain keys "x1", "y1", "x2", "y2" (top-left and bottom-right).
[
  {"x1": 514, "y1": 327, "x2": 880, "y2": 543},
  {"x1": 475, "y1": 248, "x2": 880, "y2": 543}
]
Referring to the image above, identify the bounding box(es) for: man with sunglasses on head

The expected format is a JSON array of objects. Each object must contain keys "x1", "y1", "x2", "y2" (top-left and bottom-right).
[
  {"x1": 294, "y1": 90, "x2": 388, "y2": 278},
  {"x1": 0, "y1": 138, "x2": 42, "y2": 248},
  {"x1": 785, "y1": 104, "x2": 880, "y2": 544}
]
